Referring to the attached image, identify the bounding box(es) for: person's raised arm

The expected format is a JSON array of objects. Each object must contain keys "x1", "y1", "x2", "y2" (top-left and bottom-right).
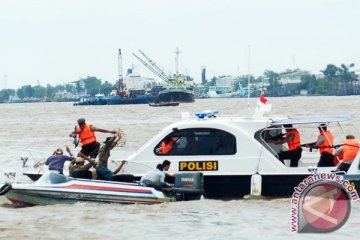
[
  {"x1": 114, "y1": 160, "x2": 127, "y2": 174},
  {"x1": 65, "y1": 146, "x2": 74, "y2": 157},
  {"x1": 91, "y1": 125, "x2": 116, "y2": 134}
]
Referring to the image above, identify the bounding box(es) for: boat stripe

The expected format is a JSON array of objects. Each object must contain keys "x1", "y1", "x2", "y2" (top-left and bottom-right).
[
  {"x1": 9, "y1": 191, "x2": 165, "y2": 205},
  {"x1": 42, "y1": 184, "x2": 153, "y2": 194}
]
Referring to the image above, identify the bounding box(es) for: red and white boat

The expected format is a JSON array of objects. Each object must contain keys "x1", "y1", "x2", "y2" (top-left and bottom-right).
[{"x1": 0, "y1": 172, "x2": 203, "y2": 206}]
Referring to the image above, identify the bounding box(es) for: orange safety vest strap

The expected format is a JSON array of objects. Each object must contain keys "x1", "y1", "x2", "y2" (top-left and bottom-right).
[
  {"x1": 77, "y1": 124, "x2": 96, "y2": 146},
  {"x1": 286, "y1": 129, "x2": 301, "y2": 151}
]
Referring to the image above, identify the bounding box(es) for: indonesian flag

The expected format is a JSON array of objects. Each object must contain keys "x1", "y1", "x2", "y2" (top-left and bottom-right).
[{"x1": 259, "y1": 93, "x2": 267, "y2": 104}]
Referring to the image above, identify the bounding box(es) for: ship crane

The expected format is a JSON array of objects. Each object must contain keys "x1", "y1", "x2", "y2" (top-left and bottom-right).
[
  {"x1": 118, "y1": 49, "x2": 124, "y2": 92},
  {"x1": 132, "y1": 50, "x2": 173, "y2": 83},
  {"x1": 138, "y1": 50, "x2": 168, "y2": 80}
]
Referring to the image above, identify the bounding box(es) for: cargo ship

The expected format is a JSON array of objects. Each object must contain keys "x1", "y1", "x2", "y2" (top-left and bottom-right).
[
  {"x1": 133, "y1": 48, "x2": 195, "y2": 103},
  {"x1": 107, "y1": 49, "x2": 155, "y2": 105}
]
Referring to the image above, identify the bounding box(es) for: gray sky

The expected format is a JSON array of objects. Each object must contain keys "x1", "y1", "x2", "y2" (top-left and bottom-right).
[{"x1": 1, "y1": 0, "x2": 359, "y2": 89}]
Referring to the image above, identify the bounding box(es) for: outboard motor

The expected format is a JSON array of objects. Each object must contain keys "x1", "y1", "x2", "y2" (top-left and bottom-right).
[{"x1": 172, "y1": 172, "x2": 204, "y2": 201}]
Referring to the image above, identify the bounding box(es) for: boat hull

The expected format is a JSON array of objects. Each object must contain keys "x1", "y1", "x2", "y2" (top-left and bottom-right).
[
  {"x1": 73, "y1": 99, "x2": 107, "y2": 106},
  {"x1": 107, "y1": 95, "x2": 155, "y2": 105},
  {"x1": 5, "y1": 188, "x2": 167, "y2": 206},
  {"x1": 158, "y1": 89, "x2": 194, "y2": 103},
  {"x1": 202, "y1": 173, "x2": 360, "y2": 199},
  {"x1": 2, "y1": 172, "x2": 204, "y2": 206},
  {"x1": 202, "y1": 174, "x2": 309, "y2": 199},
  {"x1": 149, "y1": 102, "x2": 180, "y2": 107},
  {"x1": 4, "y1": 181, "x2": 171, "y2": 206}
]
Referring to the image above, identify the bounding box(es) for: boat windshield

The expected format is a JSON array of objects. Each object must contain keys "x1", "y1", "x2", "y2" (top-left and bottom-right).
[
  {"x1": 35, "y1": 172, "x2": 72, "y2": 184},
  {"x1": 255, "y1": 118, "x2": 352, "y2": 168}
]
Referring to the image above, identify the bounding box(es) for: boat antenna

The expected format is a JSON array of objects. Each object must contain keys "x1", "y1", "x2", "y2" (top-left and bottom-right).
[
  {"x1": 247, "y1": 45, "x2": 251, "y2": 109},
  {"x1": 174, "y1": 47, "x2": 181, "y2": 77},
  {"x1": 118, "y1": 49, "x2": 124, "y2": 92}
]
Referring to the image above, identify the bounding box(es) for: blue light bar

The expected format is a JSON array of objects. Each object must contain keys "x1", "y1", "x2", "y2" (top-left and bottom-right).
[{"x1": 195, "y1": 110, "x2": 219, "y2": 119}]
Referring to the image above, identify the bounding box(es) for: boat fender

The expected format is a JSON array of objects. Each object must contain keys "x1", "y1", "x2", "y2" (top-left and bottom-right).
[
  {"x1": 0, "y1": 183, "x2": 12, "y2": 195},
  {"x1": 250, "y1": 173, "x2": 262, "y2": 196}
]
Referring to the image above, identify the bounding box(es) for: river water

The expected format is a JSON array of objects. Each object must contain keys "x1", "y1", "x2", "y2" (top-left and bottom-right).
[{"x1": 1, "y1": 96, "x2": 360, "y2": 239}]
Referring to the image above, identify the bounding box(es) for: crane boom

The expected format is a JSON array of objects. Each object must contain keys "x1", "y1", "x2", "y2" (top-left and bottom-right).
[
  {"x1": 138, "y1": 49, "x2": 168, "y2": 78},
  {"x1": 132, "y1": 53, "x2": 169, "y2": 82},
  {"x1": 132, "y1": 50, "x2": 172, "y2": 83}
]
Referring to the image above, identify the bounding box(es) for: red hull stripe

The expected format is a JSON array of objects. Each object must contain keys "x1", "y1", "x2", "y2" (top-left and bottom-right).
[
  {"x1": 8, "y1": 194, "x2": 163, "y2": 205},
  {"x1": 42, "y1": 184, "x2": 153, "y2": 194}
]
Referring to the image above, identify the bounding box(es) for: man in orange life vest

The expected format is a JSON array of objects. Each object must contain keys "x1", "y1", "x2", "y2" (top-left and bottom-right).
[
  {"x1": 156, "y1": 137, "x2": 177, "y2": 154},
  {"x1": 314, "y1": 123, "x2": 335, "y2": 167},
  {"x1": 334, "y1": 135, "x2": 360, "y2": 172},
  {"x1": 268, "y1": 124, "x2": 302, "y2": 167},
  {"x1": 70, "y1": 118, "x2": 116, "y2": 158}
]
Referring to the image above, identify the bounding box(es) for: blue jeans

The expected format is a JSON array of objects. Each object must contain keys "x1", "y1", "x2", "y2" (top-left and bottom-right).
[{"x1": 96, "y1": 166, "x2": 115, "y2": 180}]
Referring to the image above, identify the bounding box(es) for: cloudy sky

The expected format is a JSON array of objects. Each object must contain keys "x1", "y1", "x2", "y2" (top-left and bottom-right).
[{"x1": 0, "y1": 0, "x2": 359, "y2": 89}]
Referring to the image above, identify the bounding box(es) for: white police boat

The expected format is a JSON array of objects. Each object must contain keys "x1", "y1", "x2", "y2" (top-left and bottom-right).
[
  {"x1": 0, "y1": 172, "x2": 203, "y2": 206},
  {"x1": 122, "y1": 104, "x2": 360, "y2": 199}
]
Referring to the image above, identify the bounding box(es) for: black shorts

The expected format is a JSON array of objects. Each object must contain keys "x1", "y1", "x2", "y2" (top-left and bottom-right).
[
  {"x1": 81, "y1": 141, "x2": 100, "y2": 158},
  {"x1": 318, "y1": 152, "x2": 334, "y2": 167}
]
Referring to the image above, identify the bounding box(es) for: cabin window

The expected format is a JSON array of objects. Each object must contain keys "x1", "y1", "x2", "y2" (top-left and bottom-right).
[{"x1": 155, "y1": 128, "x2": 236, "y2": 156}]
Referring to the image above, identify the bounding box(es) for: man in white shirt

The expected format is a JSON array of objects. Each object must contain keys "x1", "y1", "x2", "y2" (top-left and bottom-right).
[{"x1": 140, "y1": 160, "x2": 172, "y2": 191}]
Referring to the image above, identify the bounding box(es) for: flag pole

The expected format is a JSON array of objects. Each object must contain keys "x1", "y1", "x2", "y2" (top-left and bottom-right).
[{"x1": 247, "y1": 45, "x2": 251, "y2": 109}]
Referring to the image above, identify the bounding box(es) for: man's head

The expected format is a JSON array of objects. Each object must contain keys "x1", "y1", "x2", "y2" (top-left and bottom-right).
[
  {"x1": 104, "y1": 136, "x2": 117, "y2": 149},
  {"x1": 77, "y1": 118, "x2": 86, "y2": 128},
  {"x1": 162, "y1": 160, "x2": 171, "y2": 171},
  {"x1": 103, "y1": 137, "x2": 112, "y2": 144},
  {"x1": 55, "y1": 148, "x2": 63, "y2": 155},
  {"x1": 318, "y1": 123, "x2": 327, "y2": 131},
  {"x1": 283, "y1": 124, "x2": 293, "y2": 131},
  {"x1": 75, "y1": 157, "x2": 85, "y2": 165},
  {"x1": 346, "y1": 134, "x2": 355, "y2": 139}
]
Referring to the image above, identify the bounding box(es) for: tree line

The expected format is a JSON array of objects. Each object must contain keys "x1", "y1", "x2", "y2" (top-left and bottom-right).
[
  {"x1": 0, "y1": 76, "x2": 117, "y2": 102},
  {"x1": 229, "y1": 63, "x2": 359, "y2": 97},
  {"x1": 1, "y1": 63, "x2": 358, "y2": 101}
]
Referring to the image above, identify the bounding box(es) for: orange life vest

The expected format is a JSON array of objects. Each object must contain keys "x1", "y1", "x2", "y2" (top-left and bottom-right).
[
  {"x1": 342, "y1": 138, "x2": 359, "y2": 161},
  {"x1": 77, "y1": 124, "x2": 96, "y2": 146},
  {"x1": 318, "y1": 130, "x2": 334, "y2": 154},
  {"x1": 160, "y1": 139, "x2": 175, "y2": 154},
  {"x1": 285, "y1": 129, "x2": 301, "y2": 151}
]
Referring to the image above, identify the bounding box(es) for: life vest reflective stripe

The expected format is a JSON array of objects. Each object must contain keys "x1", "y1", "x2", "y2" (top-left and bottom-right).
[
  {"x1": 160, "y1": 139, "x2": 175, "y2": 154},
  {"x1": 286, "y1": 129, "x2": 301, "y2": 151},
  {"x1": 342, "y1": 139, "x2": 359, "y2": 161},
  {"x1": 319, "y1": 130, "x2": 334, "y2": 154},
  {"x1": 77, "y1": 124, "x2": 96, "y2": 146}
]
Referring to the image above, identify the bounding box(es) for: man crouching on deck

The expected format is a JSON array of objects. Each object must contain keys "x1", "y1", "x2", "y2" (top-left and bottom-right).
[{"x1": 140, "y1": 160, "x2": 173, "y2": 191}]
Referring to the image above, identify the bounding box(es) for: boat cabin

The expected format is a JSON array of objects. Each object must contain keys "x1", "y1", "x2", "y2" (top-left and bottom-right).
[{"x1": 125, "y1": 110, "x2": 360, "y2": 198}]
